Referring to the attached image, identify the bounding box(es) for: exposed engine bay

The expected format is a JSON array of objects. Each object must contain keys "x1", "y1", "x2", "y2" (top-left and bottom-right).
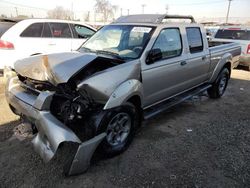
[
  {"x1": 50, "y1": 84, "x2": 102, "y2": 141},
  {"x1": 16, "y1": 55, "x2": 126, "y2": 141}
]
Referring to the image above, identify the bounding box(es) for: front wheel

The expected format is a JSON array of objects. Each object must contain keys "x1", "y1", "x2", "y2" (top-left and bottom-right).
[
  {"x1": 97, "y1": 102, "x2": 140, "y2": 157},
  {"x1": 207, "y1": 68, "x2": 230, "y2": 99}
]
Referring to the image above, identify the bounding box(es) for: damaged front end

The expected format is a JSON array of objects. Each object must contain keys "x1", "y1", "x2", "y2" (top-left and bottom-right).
[
  {"x1": 5, "y1": 75, "x2": 107, "y2": 175},
  {"x1": 6, "y1": 52, "x2": 141, "y2": 175}
]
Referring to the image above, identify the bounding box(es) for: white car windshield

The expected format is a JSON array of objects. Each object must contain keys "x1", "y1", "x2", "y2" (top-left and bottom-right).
[{"x1": 80, "y1": 25, "x2": 155, "y2": 60}]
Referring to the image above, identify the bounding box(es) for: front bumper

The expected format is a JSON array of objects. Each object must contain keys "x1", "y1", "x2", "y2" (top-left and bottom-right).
[{"x1": 5, "y1": 76, "x2": 106, "y2": 175}]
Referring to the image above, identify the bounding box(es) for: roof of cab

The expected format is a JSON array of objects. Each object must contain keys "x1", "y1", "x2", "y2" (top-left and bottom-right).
[{"x1": 113, "y1": 14, "x2": 196, "y2": 25}]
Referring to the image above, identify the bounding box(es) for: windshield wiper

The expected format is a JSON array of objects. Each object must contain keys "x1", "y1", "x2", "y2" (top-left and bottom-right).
[
  {"x1": 81, "y1": 47, "x2": 95, "y2": 53},
  {"x1": 81, "y1": 48, "x2": 124, "y2": 60},
  {"x1": 96, "y1": 50, "x2": 123, "y2": 60}
]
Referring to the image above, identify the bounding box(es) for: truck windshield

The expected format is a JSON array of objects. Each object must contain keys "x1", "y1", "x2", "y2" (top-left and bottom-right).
[
  {"x1": 80, "y1": 25, "x2": 155, "y2": 60},
  {"x1": 215, "y1": 29, "x2": 250, "y2": 40}
]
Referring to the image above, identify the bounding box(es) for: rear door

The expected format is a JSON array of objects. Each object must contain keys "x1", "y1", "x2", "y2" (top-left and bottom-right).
[
  {"x1": 184, "y1": 27, "x2": 210, "y2": 86},
  {"x1": 70, "y1": 24, "x2": 96, "y2": 50}
]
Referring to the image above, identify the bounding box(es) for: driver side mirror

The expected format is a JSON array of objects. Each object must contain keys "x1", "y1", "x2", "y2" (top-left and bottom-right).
[{"x1": 146, "y1": 48, "x2": 162, "y2": 64}]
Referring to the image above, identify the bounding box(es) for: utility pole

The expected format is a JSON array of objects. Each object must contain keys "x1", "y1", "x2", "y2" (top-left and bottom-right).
[
  {"x1": 127, "y1": 9, "x2": 130, "y2": 15},
  {"x1": 226, "y1": 0, "x2": 233, "y2": 24},
  {"x1": 120, "y1": 8, "x2": 123, "y2": 16},
  {"x1": 165, "y1": 5, "x2": 169, "y2": 14},
  {"x1": 14, "y1": 7, "x2": 18, "y2": 17},
  {"x1": 71, "y1": 2, "x2": 74, "y2": 20},
  {"x1": 141, "y1": 4, "x2": 146, "y2": 14}
]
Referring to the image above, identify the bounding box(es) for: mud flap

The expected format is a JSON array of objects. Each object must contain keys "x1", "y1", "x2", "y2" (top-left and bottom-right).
[{"x1": 64, "y1": 133, "x2": 106, "y2": 176}]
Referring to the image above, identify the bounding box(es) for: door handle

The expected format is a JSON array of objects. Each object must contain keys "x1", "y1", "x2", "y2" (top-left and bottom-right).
[{"x1": 180, "y1": 61, "x2": 187, "y2": 66}]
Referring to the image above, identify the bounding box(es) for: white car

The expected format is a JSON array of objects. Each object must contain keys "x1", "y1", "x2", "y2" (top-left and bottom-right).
[
  {"x1": 0, "y1": 18, "x2": 96, "y2": 72},
  {"x1": 212, "y1": 26, "x2": 250, "y2": 70}
]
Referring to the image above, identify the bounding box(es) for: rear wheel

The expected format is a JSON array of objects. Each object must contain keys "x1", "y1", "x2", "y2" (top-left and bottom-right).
[
  {"x1": 97, "y1": 102, "x2": 139, "y2": 157},
  {"x1": 207, "y1": 68, "x2": 229, "y2": 98}
]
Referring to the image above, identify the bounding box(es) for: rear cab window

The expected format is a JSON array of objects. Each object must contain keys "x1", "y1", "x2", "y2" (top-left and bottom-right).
[
  {"x1": 186, "y1": 27, "x2": 204, "y2": 53},
  {"x1": 215, "y1": 29, "x2": 250, "y2": 40}
]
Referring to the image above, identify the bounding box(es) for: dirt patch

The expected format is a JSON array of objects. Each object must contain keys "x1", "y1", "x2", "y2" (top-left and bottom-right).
[
  {"x1": 0, "y1": 69, "x2": 250, "y2": 187},
  {"x1": 0, "y1": 77, "x2": 5, "y2": 94},
  {"x1": 0, "y1": 77, "x2": 19, "y2": 126}
]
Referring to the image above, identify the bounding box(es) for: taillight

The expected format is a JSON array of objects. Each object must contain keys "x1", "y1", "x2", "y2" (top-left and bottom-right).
[
  {"x1": 247, "y1": 44, "x2": 250, "y2": 54},
  {"x1": 0, "y1": 40, "x2": 14, "y2": 49}
]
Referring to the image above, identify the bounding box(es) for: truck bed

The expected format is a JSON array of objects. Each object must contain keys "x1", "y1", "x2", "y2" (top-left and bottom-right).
[
  {"x1": 208, "y1": 41, "x2": 232, "y2": 47},
  {"x1": 208, "y1": 41, "x2": 241, "y2": 69}
]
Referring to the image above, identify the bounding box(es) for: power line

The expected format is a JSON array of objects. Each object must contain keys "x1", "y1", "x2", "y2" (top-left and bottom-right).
[
  {"x1": 0, "y1": 0, "x2": 48, "y2": 11},
  {"x1": 141, "y1": 4, "x2": 146, "y2": 14},
  {"x1": 14, "y1": 6, "x2": 18, "y2": 16},
  {"x1": 168, "y1": 0, "x2": 245, "y2": 6},
  {"x1": 0, "y1": 0, "x2": 89, "y2": 14},
  {"x1": 168, "y1": 0, "x2": 225, "y2": 6}
]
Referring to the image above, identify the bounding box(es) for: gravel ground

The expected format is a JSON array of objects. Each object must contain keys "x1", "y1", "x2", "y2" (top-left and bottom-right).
[{"x1": 0, "y1": 69, "x2": 250, "y2": 188}]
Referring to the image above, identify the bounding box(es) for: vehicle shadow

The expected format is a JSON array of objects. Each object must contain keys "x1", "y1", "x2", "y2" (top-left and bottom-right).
[
  {"x1": 0, "y1": 119, "x2": 21, "y2": 142},
  {"x1": 235, "y1": 65, "x2": 250, "y2": 71}
]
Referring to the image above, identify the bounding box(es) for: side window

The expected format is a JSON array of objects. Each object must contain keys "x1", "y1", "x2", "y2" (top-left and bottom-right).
[
  {"x1": 186, "y1": 27, "x2": 203, "y2": 53},
  {"x1": 20, "y1": 23, "x2": 43, "y2": 37},
  {"x1": 49, "y1": 23, "x2": 72, "y2": 38},
  {"x1": 72, "y1": 24, "x2": 95, "y2": 38},
  {"x1": 42, "y1": 23, "x2": 52, "y2": 38},
  {"x1": 152, "y1": 28, "x2": 182, "y2": 59}
]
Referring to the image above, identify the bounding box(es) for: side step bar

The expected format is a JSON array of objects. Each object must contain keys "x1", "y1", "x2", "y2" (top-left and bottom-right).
[{"x1": 143, "y1": 84, "x2": 212, "y2": 120}]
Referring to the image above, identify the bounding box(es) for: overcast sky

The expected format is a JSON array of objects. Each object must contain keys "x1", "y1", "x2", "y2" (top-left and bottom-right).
[{"x1": 0, "y1": 0, "x2": 249, "y2": 20}]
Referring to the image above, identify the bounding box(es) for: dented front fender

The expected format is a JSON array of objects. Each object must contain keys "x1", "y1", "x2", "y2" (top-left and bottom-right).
[{"x1": 103, "y1": 79, "x2": 143, "y2": 109}]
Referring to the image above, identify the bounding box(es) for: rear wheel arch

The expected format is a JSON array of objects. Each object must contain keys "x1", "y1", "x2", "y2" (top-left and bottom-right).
[
  {"x1": 223, "y1": 62, "x2": 231, "y2": 77},
  {"x1": 207, "y1": 67, "x2": 230, "y2": 99}
]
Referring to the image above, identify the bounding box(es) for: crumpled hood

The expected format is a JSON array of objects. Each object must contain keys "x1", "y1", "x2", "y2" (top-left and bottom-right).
[{"x1": 14, "y1": 52, "x2": 97, "y2": 85}]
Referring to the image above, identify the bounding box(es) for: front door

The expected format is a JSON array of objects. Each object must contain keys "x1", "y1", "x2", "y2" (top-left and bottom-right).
[{"x1": 142, "y1": 27, "x2": 190, "y2": 107}]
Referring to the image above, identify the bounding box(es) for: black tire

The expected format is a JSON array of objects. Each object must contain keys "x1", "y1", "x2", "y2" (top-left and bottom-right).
[
  {"x1": 97, "y1": 102, "x2": 139, "y2": 157},
  {"x1": 207, "y1": 68, "x2": 230, "y2": 99}
]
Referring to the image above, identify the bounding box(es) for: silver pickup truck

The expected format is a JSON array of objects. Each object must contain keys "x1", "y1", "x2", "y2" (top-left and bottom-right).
[{"x1": 5, "y1": 15, "x2": 241, "y2": 175}]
